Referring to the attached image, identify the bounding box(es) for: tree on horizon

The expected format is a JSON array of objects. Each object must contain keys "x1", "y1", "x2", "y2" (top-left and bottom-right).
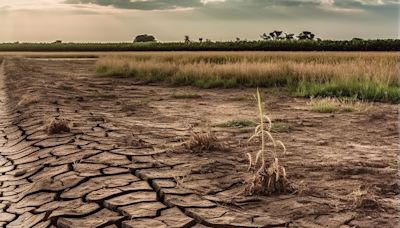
[{"x1": 134, "y1": 34, "x2": 156, "y2": 42}]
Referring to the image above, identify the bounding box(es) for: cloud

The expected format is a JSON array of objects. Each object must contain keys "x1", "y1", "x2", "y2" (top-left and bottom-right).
[
  {"x1": 64, "y1": 0, "x2": 399, "y2": 10},
  {"x1": 62, "y1": 0, "x2": 399, "y2": 19},
  {"x1": 64, "y1": 0, "x2": 203, "y2": 10}
]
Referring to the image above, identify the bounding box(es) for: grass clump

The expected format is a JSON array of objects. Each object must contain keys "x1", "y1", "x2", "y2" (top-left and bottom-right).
[
  {"x1": 216, "y1": 120, "x2": 257, "y2": 128},
  {"x1": 16, "y1": 94, "x2": 40, "y2": 108},
  {"x1": 56, "y1": 84, "x2": 75, "y2": 91},
  {"x1": 349, "y1": 186, "x2": 380, "y2": 210},
  {"x1": 308, "y1": 97, "x2": 370, "y2": 113},
  {"x1": 120, "y1": 100, "x2": 147, "y2": 112},
  {"x1": 294, "y1": 82, "x2": 400, "y2": 103},
  {"x1": 171, "y1": 92, "x2": 201, "y2": 99},
  {"x1": 185, "y1": 130, "x2": 225, "y2": 153},
  {"x1": 271, "y1": 122, "x2": 290, "y2": 133},
  {"x1": 47, "y1": 118, "x2": 71, "y2": 135},
  {"x1": 245, "y1": 89, "x2": 293, "y2": 196}
]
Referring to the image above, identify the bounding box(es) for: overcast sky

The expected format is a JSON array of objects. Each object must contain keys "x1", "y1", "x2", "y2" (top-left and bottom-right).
[{"x1": 0, "y1": 0, "x2": 398, "y2": 42}]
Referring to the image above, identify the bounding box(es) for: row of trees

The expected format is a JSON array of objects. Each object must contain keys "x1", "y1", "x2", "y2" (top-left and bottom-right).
[
  {"x1": 261, "y1": 30, "x2": 318, "y2": 41},
  {"x1": 2, "y1": 39, "x2": 398, "y2": 51},
  {"x1": 133, "y1": 30, "x2": 319, "y2": 43}
]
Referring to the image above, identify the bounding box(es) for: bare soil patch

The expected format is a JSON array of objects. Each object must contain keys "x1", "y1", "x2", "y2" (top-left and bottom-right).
[{"x1": 0, "y1": 57, "x2": 398, "y2": 227}]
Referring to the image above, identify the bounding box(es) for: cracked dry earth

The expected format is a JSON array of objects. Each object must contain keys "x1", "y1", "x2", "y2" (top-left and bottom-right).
[{"x1": 0, "y1": 57, "x2": 399, "y2": 228}]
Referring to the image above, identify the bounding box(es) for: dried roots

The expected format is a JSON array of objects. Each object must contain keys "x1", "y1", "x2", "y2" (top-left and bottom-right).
[{"x1": 246, "y1": 158, "x2": 293, "y2": 195}]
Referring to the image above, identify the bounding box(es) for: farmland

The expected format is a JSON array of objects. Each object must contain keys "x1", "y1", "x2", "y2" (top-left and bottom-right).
[{"x1": 0, "y1": 53, "x2": 398, "y2": 227}]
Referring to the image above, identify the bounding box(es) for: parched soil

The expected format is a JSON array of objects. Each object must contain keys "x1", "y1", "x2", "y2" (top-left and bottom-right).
[{"x1": 0, "y1": 57, "x2": 399, "y2": 228}]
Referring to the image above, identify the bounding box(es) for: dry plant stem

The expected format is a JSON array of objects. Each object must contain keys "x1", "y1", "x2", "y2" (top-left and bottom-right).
[{"x1": 246, "y1": 89, "x2": 292, "y2": 196}]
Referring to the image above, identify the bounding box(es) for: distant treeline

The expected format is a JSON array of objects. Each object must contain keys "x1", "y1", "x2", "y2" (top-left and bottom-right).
[{"x1": 0, "y1": 39, "x2": 399, "y2": 52}]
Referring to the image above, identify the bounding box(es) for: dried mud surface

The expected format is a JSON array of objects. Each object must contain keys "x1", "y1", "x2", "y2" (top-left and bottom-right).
[{"x1": 0, "y1": 57, "x2": 399, "y2": 228}]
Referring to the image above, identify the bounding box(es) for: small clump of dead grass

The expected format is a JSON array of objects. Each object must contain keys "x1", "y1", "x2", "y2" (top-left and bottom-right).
[
  {"x1": 123, "y1": 133, "x2": 150, "y2": 148},
  {"x1": 216, "y1": 119, "x2": 257, "y2": 128},
  {"x1": 245, "y1": 89, "x2": 294, "y2": 196},
  {"x1": 47, "y1": 118, "x2": 71, "y2": 135},
  {"x1": 185, "y1": 130, "x2": 226, "y2": 153},
  {"x1": 16, "y1": 94, "x2": 40, "y2": 108},
  {"x1": 171, "y1": 92, "x2": 201, "y2": 99},
  {"x1": 349, "y1": 186, "x2": 380, "y2": 210},
  {"x1": 120, "y1": 100, "x2": 147, "y2": 112}
]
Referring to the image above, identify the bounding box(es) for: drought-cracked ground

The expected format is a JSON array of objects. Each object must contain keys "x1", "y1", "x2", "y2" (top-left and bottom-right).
[{"x1": 0, "y1": 57, "x2": 399, "y2": 228}]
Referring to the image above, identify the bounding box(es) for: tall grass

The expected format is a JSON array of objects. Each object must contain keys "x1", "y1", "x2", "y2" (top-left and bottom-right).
[{"x1": 96, "y1": 52, "x2": 399, "y2": 102}]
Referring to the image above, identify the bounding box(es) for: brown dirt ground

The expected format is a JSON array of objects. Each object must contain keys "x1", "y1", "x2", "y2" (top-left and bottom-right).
[{"x1": 0, "y1": 57, "x2": 399, "y2": 228}]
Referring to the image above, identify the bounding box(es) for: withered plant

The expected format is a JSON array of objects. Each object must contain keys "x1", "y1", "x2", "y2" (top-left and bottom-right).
[
  {"x1": 245, "y1": 89, "x2": 293, "y2": 195},
  {"x1": 47, "y1": 118, "x2": 71, "y2": 135},
  {"x1": 185, "y1": 130, "x2": 225, "y2": 153}
]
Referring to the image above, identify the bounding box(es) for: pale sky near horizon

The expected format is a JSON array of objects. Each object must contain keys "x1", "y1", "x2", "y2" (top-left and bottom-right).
[{"x1": 0, "y1": 0, "x2": 398, "y2": 42}]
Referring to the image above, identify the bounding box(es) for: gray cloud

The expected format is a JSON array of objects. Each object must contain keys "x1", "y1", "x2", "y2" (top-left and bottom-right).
[
  {"x1": 62, "y1": 0, "x2": 399, "y2": 26},
  {"x1": 64, "y1": 0, "x2": 399, "y2": 12},
  {"x1": 64, "y1": 0, "x2": 203, "y2": 10}
]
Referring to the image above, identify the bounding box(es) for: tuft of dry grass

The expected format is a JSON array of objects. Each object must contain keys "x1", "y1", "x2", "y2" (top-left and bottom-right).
[
  {"x1": 120, "y1": 100, "x2": 147, "y2": 112},
  {"x1": 245, "y1": 89, "x2": 293, "y2": 196},
  {"x1": 47, "y1": 118, "x2": 71, "y2": 135},
  {"x1": 216, "y1": 119, "x2": 257, "y2": 128},
  {"x1": 308, "y1": 97, "x2": 371, "y2": 113},
  {"x1": 185, "y1": 130, "x2": 226, "y2": 153},
  {"x1": 349, "y1": 186, "x2": 380, "y2": 210},
  {"x1": 16, "y1": 94, "x2": 40, "y2": 108},
  {"x1": 171, "y1": 92, "x2": 201, "y2": 99},
  {"x1": 271, "y1": 122, "x2": 290, "y2": 133}
]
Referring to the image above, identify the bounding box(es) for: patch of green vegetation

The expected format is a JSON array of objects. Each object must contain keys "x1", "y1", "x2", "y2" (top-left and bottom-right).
[
  {"x1": 389, "y1": 159, "x2": 400, "y2": 169},
  {"x1": 97, "y1": 67, "x2": 400, "y2": 102},
  {"x1": 97, "y1": 65, "x2": 131, "y2": 78},
  {"x1": 309, "y1": 103, "x2": 341, "y2": 113},
  {"x1": 307, "y1": 97, "x2": 371, "y2": 113},
  {"x1": 340, "y1": 107, "x2": 355, "y2": 113},
  {"x1": 293, "y1": 82, "x2": 400, "y2": 103},
  {"x1": 171, "y1": 92, "x2": 201, "y2": 99},
  {"x1": 120, "y1": 100, "x2": 147, "y2": 112},
  {"x1": 271, "y1": 122, "x2": 290, "y2": 133},
  {"x1": 216, "y1": 120, "x2": 257, "y2": 128}
]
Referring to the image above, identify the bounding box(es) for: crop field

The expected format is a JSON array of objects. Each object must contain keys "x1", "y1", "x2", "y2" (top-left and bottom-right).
[{"x1": 0, "y1": 53, "x2": 399, "y2": 227}]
